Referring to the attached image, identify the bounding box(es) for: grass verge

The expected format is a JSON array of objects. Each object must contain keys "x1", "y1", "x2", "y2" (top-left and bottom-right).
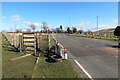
[
  {"x1": 68, "y1": 34, "x2": 118, "y2": 42},
  {"x1": 33, "y1": 57, "x2": 81, "y2": 78},
  {"x1": 2, "y1": 34, "x2": 36, "y2": 78},
  {"x1": 2, "y1": 33, "x2": 82, "y2": 78}
]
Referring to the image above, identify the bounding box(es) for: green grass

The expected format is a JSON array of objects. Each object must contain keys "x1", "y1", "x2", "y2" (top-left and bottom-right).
[
  {"x1": 2, "y1": 34, "x2": 36, "y2": 78},
  {"x1": 0, "y1": 33, "x2": 2, "y2": 53},
  {"x1": 3, "y1": 56, "x2": 36, "y2": 78},
  {"x1": 2, "y1": 33, "x2": 82, "y2": 78},
  {"x1": 33, "y1": 57, "x2": 81, "y2": 78},
  {"x1": 68, "y1": 34, "x2": 118, "y2": 42}
]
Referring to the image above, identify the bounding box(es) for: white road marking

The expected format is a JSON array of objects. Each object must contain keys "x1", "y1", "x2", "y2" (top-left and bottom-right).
[{"x1": 74, "y1": 60, "x2": 93, "y2": 80}]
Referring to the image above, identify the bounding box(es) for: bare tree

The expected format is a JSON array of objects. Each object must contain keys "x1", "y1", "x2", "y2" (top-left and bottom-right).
[
  {"x1": 56, "y1": 27, "x2": 60, "y2": 33},
  {"x1": 26, "y1": 28, "x2": 31, "y2": 32},
  {"x1": 15, "y1": 29, "x2": 22, "y2": 32},
  {"x1": 42, "y1": 21, "x2": 49, "y2": 31},
  {"x1": 30, "y1": 23, "x2": 36, "y2": 32},
  {"x1": 15, "y1": 26, "x2": 22, "y2": 32}
]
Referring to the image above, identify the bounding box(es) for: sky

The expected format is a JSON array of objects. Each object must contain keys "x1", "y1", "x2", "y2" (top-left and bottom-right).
[
  {"x1": 1, "y1": 2, "x2": 118, "y2": 32},
  {"x1": 1, "y1": 0, "x2": 119, "y2": 2}
]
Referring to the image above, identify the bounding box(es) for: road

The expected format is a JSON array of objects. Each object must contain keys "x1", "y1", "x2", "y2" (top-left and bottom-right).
[{"x1": 54, "y1": 34, "x2": 118, "y2": 78}]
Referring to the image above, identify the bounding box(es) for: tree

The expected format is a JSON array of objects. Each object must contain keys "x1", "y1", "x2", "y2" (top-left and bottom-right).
[
  {"x1": 30, "y1": 23, "x2": 36, "y2": 32},
  {"x1": 56, "y1": 27, "x2": 60, "y2": 33},
  {"x1": 15, "y1": 27, "x2": 22, "y2": 32},
  {"x1": 67, "y1": 27, "x2": 70, "y2": 33},
  {"x1": 114, "y1": 26, "x2": 120, "y2": 45},
  {"x1": 26, "y1": 28, "x2": 31, "y2": 32},
  {"x1": 114, "y1": 26, "x2": 120, "y2": 36},
  {"x1": 78, "y1": 30, "x2": 83, "y2": 34},
  {"x1": 60, "y1": 25, "x2": 63, "y2": 30},
  {"x1": 72, "y1": 27, "x2": 77, "y2": 33},
  {"x1": 15, "y1": 29, "x2": 22, "y2": 32},
  {"x1": 42, "y1": 21, "x2": 49, "y2": 31}
]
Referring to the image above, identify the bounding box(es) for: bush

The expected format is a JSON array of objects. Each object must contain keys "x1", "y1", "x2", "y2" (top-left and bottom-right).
[{"x1": 114, "y1": 26, "x2": 120, "y2": 36}]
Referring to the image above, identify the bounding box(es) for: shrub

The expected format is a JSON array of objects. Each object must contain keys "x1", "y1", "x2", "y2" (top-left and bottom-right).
[{"x1": 114, "y1": 26, "x2": 120, "y2": 36}]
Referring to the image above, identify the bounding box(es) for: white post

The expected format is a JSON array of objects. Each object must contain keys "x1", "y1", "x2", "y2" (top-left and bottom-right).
[
  {"x1": 49, "y1": 35, "x2": 50, "y2": 50},
  {"x1": 64, "y1": 48, "x2": 68, "y2": 59},
  {"x1": 60, "y1": 49, "x2": 64, "y2": 59},
  {"x1": 64, "y1": 52, "x2": 68, "y2": 59}
]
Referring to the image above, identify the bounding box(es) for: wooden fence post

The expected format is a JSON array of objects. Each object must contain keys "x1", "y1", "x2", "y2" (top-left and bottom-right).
[
  {"x1": 39, "y1": 33, "x2": 40, "y2": 50},
  {"x1": 13, "y1": 33, "x2": 14, "y2": 46},
  {"x1": 19, "y1": 34, "x2": 22, "y2": 52}
]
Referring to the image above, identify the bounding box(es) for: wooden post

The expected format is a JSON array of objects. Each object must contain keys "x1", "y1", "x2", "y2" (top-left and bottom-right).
[
  {"x1": 21, "y1": 33, "x2": 23, "y2": 51},
  {"x1": 41, "y1": 35, "x2": 43, "y2": 49},
  {"x1": 19, "y1": 34, "x2": 22, "y2": 52},
  {"x1": 13, "y1": 33, "x2": 15, "y2": 46},
  {"x1": 34, "y1": 33, "x2": 37, "y2": 55},
  {"x1": 39, "y1": 33, "x2": 40, "y2": 49}
]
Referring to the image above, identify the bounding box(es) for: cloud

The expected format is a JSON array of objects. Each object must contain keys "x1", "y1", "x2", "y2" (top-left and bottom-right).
[
  {"x1": 26, "y1": 28, "x2": 32, "y2": 30},
  {"x1": 91, "y1": 24, "x2": 118, "y2": 31},
  {"x1": 113, "y1": 19, "x2": 118, "y2": 23},
  {"x1": 98, "y1": 24, "x2": 117, "y2": 28},
  {"x1": 75, "y1": 21, "x2": 90, "y2": 30},
  {"x1": 22, "y1": 21, "x2": 50, "y2": 30},
  {"x1": 22, "y1": 22, "x2": 31, "y2": 26},
  {"x1": 98, "y1": 25, "x2": 108, "y2": 28},
  {"x1": 15, "y1": 26, "x2": 22, "y2": 30},
  {"x1": 22, "y1": 21, "x2": 42, "y2": 27},
  {"x1": 2, "y1": 16, "x2": 7, "y2": 19},
  {"x1": 11, "y1": 15, "x2": 21, "y2": 21},
  {"x1": 78, "y1": 21, "x2": 90, "y2": 27}
]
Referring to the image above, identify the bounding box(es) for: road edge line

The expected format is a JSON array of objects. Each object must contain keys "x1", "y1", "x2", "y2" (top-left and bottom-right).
[{"x1": 74, "y1": 60, "x2": 93, "y2": 80}]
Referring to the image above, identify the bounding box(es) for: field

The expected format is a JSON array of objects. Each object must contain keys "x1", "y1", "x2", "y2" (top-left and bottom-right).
[
  {"x1": 2, "y1": 33, "x2": 81, "y2": 78},
  {"x1": 68, "y1": 34, "x2": 118, "y2": 42}
]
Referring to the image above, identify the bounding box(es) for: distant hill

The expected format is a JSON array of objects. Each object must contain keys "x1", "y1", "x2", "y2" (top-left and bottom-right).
[{"x1": 97, "y1": 28, "x2": 115, "y2": 33}]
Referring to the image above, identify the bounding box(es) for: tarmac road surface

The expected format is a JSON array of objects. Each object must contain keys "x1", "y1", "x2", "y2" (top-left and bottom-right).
[{"x1": 54, "y1": 34, "x2": 118, "y2": 78}]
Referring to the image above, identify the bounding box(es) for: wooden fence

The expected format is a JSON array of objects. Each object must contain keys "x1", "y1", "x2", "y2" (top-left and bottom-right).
[{"x1": 2, "y1": 31, "x2": 49, "y2": 52}]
